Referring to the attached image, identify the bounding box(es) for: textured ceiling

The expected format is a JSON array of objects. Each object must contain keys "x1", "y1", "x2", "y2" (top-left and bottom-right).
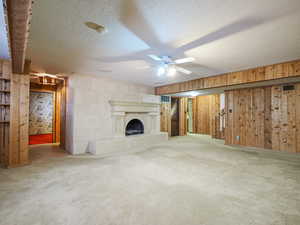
[
  {"x1": 0, "y1": 0, "x2": 10, "y2": 59},
  {"x1": 26, "y1": 0, "x2": 300, "y2": 87}
]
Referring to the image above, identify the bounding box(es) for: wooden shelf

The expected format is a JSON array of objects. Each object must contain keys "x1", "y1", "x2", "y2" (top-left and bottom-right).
[
  {"x1": 0, "y1": 90, "x2": 10, "y2": 93},
  {"x1": 0, "y1": 121, "x2": 10, "y2": 124},
  {"x1": 0, "y1": 104, "x2": 10, "y2": 106}
]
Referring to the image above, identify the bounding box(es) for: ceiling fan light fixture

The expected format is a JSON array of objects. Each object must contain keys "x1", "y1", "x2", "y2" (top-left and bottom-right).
[
  {"x1": 148, "y1": 54, "x2": 162, "y2": 61},
  {"x1": 85, "y1": 21, "x2": 107, "y2": 34},
  {"x1": 167, "y1": 66, "x2": 176, "y2": 77},
  {"x1": 157, "y1": 66, "x2": 165, "y2": 76}
]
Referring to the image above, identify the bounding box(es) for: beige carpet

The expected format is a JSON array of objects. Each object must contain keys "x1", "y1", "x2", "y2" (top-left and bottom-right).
[{"x1": 0, "y1": 135, "x2": 300, "y2": 225}]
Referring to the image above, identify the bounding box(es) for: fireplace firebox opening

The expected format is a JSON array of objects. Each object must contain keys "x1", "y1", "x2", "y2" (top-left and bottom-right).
[{"x1": 125, "y1": 119, "x2": 144, "y2": 136}]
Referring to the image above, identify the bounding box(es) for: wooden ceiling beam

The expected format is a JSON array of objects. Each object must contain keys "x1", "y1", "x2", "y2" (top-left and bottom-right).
[{"x1": 6, "y1": 0, "x2": 33, "y2": 74}]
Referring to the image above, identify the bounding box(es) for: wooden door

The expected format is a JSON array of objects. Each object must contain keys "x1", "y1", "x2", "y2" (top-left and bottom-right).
[
  {"x1": 171, "y1": 97, "x2": 179, "y2": 136},
  {"x1": 179, "y1": 97, "x2": 188, "y2": 136}
]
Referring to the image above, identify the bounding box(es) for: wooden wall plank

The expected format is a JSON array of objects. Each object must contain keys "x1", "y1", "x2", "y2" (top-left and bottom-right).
[
  {"x1": 225, "y1": 91, "x2": 234, "y2": 145},
  {"x1": 228, "y1": 72, "x2": 243, "y2": 85},
  {"x1": 271, "y1": 86, "x2": 281, "y2": 151},
  {"x1": 210, "y1": 94, "x2": 221, "y2": 139},
  {"x1": 18, "y1": 75, "x2": 29, "y2": 163},
  {"x1": 55, "y1": 86, "x2": 62, "y2": 142},
  {"x1": 155, "y1": 59, "x2": 300, "y2": 95},
  {"x1": 194, "y1": 95, "x2": 211, "y2": 135},
  {"x1": 245, "y1": 89, "x2": 254, "y2": 147},
  {"x1": 192, "y1": 97, "x2": 197, "y2": 133},
  {"x1": 225, "y1": 83, "x2": 300, "y2": 153},
  {"x1": 287, "y1": 88, "x2": 297, "y2": 153},
  {"x1": 239, "y1": 89, "x2": 247, "y2": 146},
  {"x1": 9, "y1": 74, "x2": 30, "y2": 167},
  {"x1": 160, "y1": 100, "x2": 171, "y2": 136},
  {"x1": 232, "y1": 90, "x2": 240, "y2": 145},
  {"x1": 264, "y1": 87, "x2": 272, "y2": 149},
  {"x1": 254, "y1": 88, "x2": 265, "y2": 148},
  {"x1": 9, "y1": 74, "x2": 20, "y2": 165},
  {"x1": 191, "y1": 94, "x2": 221, "y2": 139},
  {"x1": 256, "y1": 67, "x2": 266, "y2": 81},
  {"x1": 179, "y1": 97, "x2": 188, "y2": 136}
]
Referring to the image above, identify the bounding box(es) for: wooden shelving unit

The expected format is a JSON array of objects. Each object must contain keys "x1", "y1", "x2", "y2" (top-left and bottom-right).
[{"x1": 0, "y1": 61, "x2": 11, "y2": 165}]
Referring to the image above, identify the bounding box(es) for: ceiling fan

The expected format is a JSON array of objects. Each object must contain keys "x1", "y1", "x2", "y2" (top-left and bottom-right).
[
  {"x1": 95, "y1": 0, "x2": 266, "y2": 79},
  {"x1": 147, "y1": 55, "x2": 194, "y2": 76}
]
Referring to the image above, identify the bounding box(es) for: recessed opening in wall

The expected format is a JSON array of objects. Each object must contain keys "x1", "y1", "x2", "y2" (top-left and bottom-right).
[
  {"x1": 125, "y1": 119, "x2": 144, "y2": 136},
  {"x1": 28, "y1": 75, "x2": 68, "y2": 162},
  {"x1": 29, "y1": 91, "x2": 54, "y2": 145}
]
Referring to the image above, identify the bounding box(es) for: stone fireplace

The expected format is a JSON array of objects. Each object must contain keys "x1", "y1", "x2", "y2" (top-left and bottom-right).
[{"x1": 88, "y1": 97, "x2": 168, "y2": 156}]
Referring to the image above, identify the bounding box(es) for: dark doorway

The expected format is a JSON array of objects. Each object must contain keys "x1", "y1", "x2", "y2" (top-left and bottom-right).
[
  {"x1": 126, "y1": 119, "x2": 144, "y2": 136},
  {"x1": 171, "y1": 97, "x2": 179, "y2": 136}
]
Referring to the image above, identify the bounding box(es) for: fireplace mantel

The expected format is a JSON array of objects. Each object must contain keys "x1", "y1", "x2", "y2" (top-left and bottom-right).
[{"x1": 109, "y1": 100, "x2": 160, "y2": 113}]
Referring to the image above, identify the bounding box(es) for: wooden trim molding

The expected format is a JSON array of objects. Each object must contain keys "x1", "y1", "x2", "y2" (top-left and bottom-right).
[
  {"x1": 7, "y1": 0, "x2": 33, "y2": 73},
  {"x1": 155, "y1": 59, "x2": 300, "y2": 95}
]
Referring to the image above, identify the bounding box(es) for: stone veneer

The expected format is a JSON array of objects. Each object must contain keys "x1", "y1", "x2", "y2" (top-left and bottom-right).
[{"x1": 65, "y1": 73, "x2": 157, "y2": 154}]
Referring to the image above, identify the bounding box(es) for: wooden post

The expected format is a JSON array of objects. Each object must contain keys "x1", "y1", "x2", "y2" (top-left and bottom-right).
[{"x1": 8, "y1": 74, "x2": 30, "y2": 167}]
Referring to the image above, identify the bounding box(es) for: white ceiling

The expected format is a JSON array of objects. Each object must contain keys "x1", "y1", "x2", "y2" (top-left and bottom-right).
[
  {"x1": 26, "y1": 0, "x2": 300, "y2": 87},
  {"x1": 0, "y1": 0, "x2": 10, "y2": 59}
]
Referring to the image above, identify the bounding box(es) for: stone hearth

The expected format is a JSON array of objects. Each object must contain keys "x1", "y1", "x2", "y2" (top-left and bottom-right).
[{"x1": 88, "y1": 98, "x2": 168, "y2": 156}]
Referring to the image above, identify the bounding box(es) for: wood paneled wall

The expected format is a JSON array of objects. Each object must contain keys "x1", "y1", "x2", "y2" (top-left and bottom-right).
[
  {"x1": 160, "y1": 101, "x2": 171, "y2": 136},
  {"x1": 9, "y1": 74, "x2": 30, "y2": 167},
  {"x1": 225, "y1": 83, "x2": 300, "y2": 153},
  {"x1": 155, "y1": 59, "x2": 300, "y2": 95},
  {"x1": 192, "y1": 94, "x2": 222, "y2": 138}
]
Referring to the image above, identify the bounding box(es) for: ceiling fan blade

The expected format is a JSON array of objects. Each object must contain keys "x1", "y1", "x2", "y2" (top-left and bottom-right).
[
  {"x1": 174, "y1": 57, "x2": 195, "y2": 64},
  {"x1": 148, "y1": 54, "x2": 162, "y2": 61},
  {"x1": 174, "y1": 18, "x2": 264, "y2": 55},
  {"x1": 120, "y1": 0, "x2": 172, "y2": 53},
  {"x1": 176, "y1": 66, "x2": 192, "y2": 75},
  {"x1": 136, "y1": 65, "x2": 151, "y2": 70}
]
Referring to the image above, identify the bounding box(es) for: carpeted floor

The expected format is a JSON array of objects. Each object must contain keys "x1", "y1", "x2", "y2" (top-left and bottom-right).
[
  {"x1": 0, "y1": 135, "x2": 300, "y2": 225},
  {"x1": 29, "y1": 134, "x2": 53, "y2": 145}
]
